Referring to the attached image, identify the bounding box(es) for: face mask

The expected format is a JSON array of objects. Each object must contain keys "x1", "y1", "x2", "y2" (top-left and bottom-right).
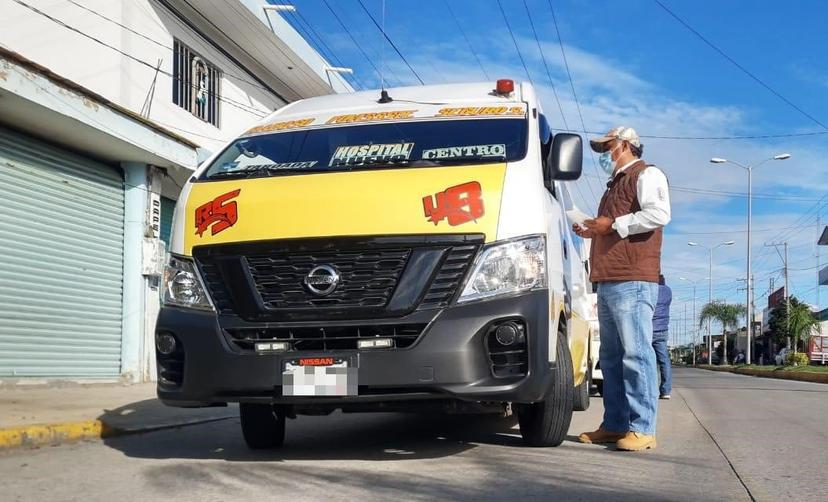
[
  {"x1": 598, "y1": 144, "x2": 621, "y2": 175},
  {"x1": 598, "y1": 151, "x2": 614, "y2": 175}
]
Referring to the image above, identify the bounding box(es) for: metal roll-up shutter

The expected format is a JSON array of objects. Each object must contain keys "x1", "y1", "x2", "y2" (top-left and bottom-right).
[{"x1": 0, "y1": 128, "x2": 125, "y2": 378}]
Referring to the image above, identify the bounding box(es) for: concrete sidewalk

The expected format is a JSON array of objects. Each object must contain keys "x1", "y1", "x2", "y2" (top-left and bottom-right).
[{"x1": 0, "y1": 383, "x2": 236, "y2": 449}]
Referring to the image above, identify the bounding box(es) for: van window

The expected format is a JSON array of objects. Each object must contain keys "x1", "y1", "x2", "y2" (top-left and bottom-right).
[{"x1": 199, "y1": 118, "x2": 528, "y2": 181}]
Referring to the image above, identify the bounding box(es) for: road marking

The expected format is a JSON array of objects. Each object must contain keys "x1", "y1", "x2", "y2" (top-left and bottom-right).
[{"x1": 676, "y1": 389, "x2": 757, "y2": 502}]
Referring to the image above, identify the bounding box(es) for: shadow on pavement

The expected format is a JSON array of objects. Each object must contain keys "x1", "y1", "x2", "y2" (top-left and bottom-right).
[
  {"x1": 97, "y1": 398, "x2": 235, "y2": 435},
  {"x1": 102, "y1": 410, "x2": 522, "y2": 462}
]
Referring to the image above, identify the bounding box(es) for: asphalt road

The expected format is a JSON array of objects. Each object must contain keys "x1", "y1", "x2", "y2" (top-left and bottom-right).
[{"x1": 2, "y1": 367, "x2": 826, "y2": 502}]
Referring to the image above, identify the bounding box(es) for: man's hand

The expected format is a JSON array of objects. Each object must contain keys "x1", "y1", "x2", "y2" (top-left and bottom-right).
[
  {"x1": 584, "y1": 216, "x2": 614, "y2": 236},
  {"x1": 572, "y1": 223, "x2": 595, "y2": 239}
]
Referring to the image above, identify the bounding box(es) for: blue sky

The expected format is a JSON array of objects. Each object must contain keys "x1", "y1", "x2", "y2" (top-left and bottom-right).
[{"x1": 275, "y1": 0, "x2": 828, "y2": 341}]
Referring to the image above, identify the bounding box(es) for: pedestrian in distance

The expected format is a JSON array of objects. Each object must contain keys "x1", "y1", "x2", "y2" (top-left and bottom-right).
[
  {"x1": 652, "y1": 275, "x2": 672, "y2": 400},
  {"x1": 573, "y1": 126, "x2": 671, "y2": 451}
]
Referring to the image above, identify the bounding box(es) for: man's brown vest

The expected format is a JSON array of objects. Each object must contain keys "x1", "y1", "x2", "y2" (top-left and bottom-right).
[{"x1": 589, "y1": 160, "x2": 662, "y2": 283}]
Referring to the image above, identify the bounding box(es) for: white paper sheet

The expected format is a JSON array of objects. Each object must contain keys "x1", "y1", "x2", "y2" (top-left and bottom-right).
[{"x1": 566, "y1": 208, "x2": 593, "y2": 227}]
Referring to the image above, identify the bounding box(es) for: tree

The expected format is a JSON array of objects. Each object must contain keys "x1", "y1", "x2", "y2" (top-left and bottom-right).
[
  {"x1": 699, "y1": 301, "x2": 746, "y2": 364},
  {"x1": 767, "y1": 297, "x2": 821, "y2": 353}
]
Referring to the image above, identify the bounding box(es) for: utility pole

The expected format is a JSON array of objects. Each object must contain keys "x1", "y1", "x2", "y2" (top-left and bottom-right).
[
  {"x1": 785, "y1": 242, "x2": 790, "y2": 350},
  {"x1": 751, "y1": 273, "x2": 756, "y2": 360},
  {"x1": 767, "y1": 242, "x2": 791, "y2": 349},
  {"x1": 684, "y1": 303, "x2": 687, "y2": 363},
  {"x1": 816, "y1": 201, "x2": 822, "y2": 311}
]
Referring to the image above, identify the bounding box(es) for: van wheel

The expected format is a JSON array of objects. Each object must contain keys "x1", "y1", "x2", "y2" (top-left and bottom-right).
[
  {"x1": 573, "y1": 364, "x2": 591, "y2": 411},
  {"x1": 240, "y1": 403, "x2": 286, "y2": 449},
  {"x1": 517, "y1": 332, "x2": 574, "y2": 447}
]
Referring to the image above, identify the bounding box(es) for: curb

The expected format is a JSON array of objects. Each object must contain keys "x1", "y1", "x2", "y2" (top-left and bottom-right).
[
  {"x1": 0, "y1": 416, "x2": 233, "y2": 450},
  {"x1": 695, "y1": 365, "x2": 828, "y2": 384}
]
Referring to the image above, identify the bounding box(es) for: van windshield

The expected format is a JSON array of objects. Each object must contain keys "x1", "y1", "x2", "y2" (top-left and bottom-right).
[{"x1": 199, "y1": 118, "x2": 528, "y2": 181}]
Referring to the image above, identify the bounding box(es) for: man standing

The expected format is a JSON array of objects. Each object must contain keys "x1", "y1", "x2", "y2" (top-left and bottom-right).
[
  {"x1": 574, "y1": 126, "x2": 670, "y2": 451},
  {"x1": 652, "y1": 275, "x2": 673, "y2": 400}
]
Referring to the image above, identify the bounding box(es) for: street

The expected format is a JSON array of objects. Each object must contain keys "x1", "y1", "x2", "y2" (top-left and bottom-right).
[{"x1": 1, "y1": 368, "x2": 825, "y2": 502}]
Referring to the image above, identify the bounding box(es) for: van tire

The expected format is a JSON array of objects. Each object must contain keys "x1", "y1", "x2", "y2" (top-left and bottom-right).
[
  {"x1": 517, "y1": 332, "x2": 574, "y2": 447},
  {"x1": 240, "y1": 403, "x2": 286, "y2": 449},
  {"x1": 573, "y1": 364, "x2": 591, "y2": 411}
]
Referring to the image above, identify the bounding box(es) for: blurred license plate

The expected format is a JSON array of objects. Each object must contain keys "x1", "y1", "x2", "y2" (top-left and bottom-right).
[{"x1": 282, "y1": 357, "x2": 357, "y2": 396}]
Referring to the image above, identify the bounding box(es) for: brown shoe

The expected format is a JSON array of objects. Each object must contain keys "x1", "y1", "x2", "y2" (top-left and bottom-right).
[
  {"x1": 578, "y1": 428, "x2": 627, "y2": 444},
  {"x1": 616, "y1": 431, "x2": 657, "y2": 451}
]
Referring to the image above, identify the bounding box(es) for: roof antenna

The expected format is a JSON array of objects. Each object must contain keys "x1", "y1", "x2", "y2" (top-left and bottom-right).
[{"x1": 377, "y1": 0, "x2": 393, "y2": 103}]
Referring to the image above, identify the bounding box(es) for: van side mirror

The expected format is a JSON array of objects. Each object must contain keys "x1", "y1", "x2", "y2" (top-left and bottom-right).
[{"x1": 546, "y1": 133, "x2": 583, "y2": 182}]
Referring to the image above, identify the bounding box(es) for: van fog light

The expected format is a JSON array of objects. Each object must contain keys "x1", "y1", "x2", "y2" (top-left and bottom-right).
[
  {"x1": 495, "y1": 324, "x2": 519, "y2": 346},
  {"x1": 156, "y1": 333, "x2": 177, "y2": 355},
  {"x1": 358, "y1": 338, "x2": 393, "y2": 349}
]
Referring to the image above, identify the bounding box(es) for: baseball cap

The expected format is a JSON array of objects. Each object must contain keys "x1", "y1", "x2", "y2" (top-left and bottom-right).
[{"x1": 589, "y1": 126, "x2": 641, "y2": 153}]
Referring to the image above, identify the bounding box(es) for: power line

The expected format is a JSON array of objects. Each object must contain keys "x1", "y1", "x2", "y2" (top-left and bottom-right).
[
  {"x1": 68, "y1": 0, "x2": 297, "y2": 101},
  {"x1": 284, "y1": 8, "x2": 363, "y2": 90},
  {"x1": 16, "y1": 0, "x2": 268, "y2": 118},
  {"x1": 496, "y1": 0, "x2": 533, "y2": 84},
  {"x1": 547, "y1": 0, "x2": 601, "y2": 208},
  {"x1": 522, "y1": 0, "x2": 568, "y2": 130},
  {"x1": 356, "y1": 0, "x2": 425, "y2": 85},
  {"x1": 444, "y1": 0, "x2": 489, "y2": 81},
  {"x1": 552, "y1": 127, "x2": 828, "y2": 141},
  {"x1": 321, "y1": 0, "x2": 388, "y2": 87},
  {"x1": 583, "y1": 173, "x2": 824, "y2": 201},
  {"x1": 653, "y1": 0, "x2": 828, "y2": 131},
  {"x1": 667, "y1": 224, "x2": 820, "y2": 236}
]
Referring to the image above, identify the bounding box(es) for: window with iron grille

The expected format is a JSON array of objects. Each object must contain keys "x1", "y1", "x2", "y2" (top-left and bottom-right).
[{"x1": 172, "y1": 40, "x2": 221, "y2": 127}]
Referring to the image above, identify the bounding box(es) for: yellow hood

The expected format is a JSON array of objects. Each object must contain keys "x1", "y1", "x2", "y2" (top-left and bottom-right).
[{"x1": 183, "y1": 164, "x2": 507, "y2": 255}]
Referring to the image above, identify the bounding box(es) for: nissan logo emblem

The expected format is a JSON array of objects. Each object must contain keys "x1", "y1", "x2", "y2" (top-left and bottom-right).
[{"x1": 304, "y1": 265, "x2": 340, "y2": 296}]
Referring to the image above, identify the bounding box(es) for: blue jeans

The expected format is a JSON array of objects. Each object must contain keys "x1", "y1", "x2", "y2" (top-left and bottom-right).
[
  {"x1": 652, "y1": 330, "x2": 672, "y2": 396},
  {"x1": 597, "y1": 281, "x2": 659, "y2": 435}
]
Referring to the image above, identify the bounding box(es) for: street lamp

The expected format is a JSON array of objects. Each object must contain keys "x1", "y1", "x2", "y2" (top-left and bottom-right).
[
  {"x1": 679, "y1": 276, "x2": 708, "y2": 365},
  {"x1": 688, "y1": 241, "x2": 735, "y2": 364},
  {"x1": 710, "y1": 153, "x2": 790, "y2": 365}
]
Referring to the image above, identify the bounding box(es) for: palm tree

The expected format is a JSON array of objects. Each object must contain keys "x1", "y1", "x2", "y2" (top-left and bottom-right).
[
  {"x1": 699, "y1": 301, "x2": 746, "y2": 364},
  {"x1": 787, "y1": 301, "x2": 821, "y2": 355}
]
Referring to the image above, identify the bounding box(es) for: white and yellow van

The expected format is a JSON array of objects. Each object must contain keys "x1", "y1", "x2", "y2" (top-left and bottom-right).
[{"x1": 157, "y1": 80, "x2": 593, "y2": 448}]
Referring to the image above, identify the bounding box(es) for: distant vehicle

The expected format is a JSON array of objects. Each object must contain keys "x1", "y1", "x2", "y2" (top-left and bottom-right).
[{"x1": 808, "y1": 335, "x2": 828, "y2": 365}]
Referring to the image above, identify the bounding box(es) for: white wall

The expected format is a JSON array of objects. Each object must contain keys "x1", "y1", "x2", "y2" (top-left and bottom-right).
[{"x1": 0, "y1": 0, "x2": 285, "y2": 152}]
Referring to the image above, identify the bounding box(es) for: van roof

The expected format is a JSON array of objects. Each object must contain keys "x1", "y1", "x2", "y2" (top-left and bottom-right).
[{"x1": 268, "y1": 81, "x2": 529, "y2": 121}]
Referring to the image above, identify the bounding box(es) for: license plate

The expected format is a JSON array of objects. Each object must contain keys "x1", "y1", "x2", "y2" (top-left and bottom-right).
[{"x1": 282, "y1": 357, "x2": 357, "y2": 396}]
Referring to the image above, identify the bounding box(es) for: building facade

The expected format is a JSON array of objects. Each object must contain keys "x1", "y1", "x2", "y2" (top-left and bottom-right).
[{"x1": 0, "y1": 0, "x2": 351, "y2": 382}]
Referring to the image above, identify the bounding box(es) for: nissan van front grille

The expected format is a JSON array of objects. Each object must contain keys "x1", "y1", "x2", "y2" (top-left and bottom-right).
[{"x1": 193, "y1": 235, "x2": 483, "y2": 321}]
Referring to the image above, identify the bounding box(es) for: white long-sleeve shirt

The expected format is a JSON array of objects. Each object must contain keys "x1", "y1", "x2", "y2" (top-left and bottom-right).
[{"x1": 609, "y1": 160, "x2": 671, "y2": 238}]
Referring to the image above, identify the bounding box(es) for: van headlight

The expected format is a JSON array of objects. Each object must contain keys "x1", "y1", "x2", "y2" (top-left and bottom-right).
[
  {"x1": 458, "y1": 235, "x2": 546, "y2": 303},
  {"x1": 163, "y1": 255, "x2": 214, "y2": 311}
]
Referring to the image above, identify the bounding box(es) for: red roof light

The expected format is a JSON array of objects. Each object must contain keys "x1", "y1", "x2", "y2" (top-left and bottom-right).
[{"x1": 496, "y1": 79, "x2": 514, "y2": 95}]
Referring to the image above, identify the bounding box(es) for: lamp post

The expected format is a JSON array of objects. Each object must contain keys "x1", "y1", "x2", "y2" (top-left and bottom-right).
[
  {"x1": 680, "y1": 276, "x2": 708, "y2": 365},
  {"x1": 688, "y1": 241, "x2": 734, "y2": 364},
  {"x1": 710, "y1": 154, "x2": 790, "y2": 364}
]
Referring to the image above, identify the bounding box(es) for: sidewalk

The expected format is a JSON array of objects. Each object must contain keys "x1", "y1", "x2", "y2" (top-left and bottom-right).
[{"x1": 0, "y1": 383, "x2": 236, "y2": 449}]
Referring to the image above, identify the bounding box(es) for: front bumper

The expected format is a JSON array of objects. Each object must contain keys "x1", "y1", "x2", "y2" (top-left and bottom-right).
[{"x1": 156, "y1": 289, "x2": 555, "y2": 407}]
